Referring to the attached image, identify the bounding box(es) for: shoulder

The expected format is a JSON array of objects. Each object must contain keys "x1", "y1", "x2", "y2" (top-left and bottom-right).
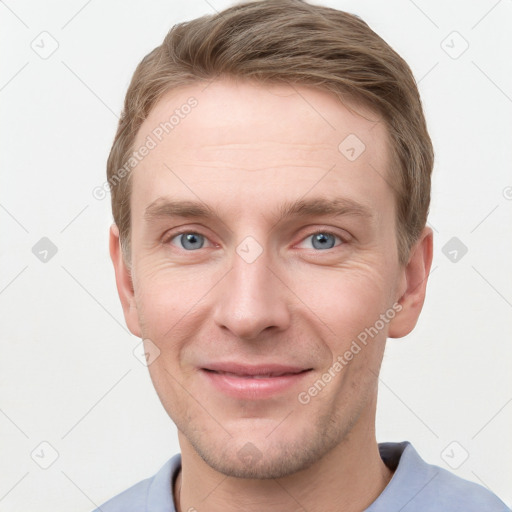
[
  {"x1": 372, "y1": 442, "x2": 510, "y2": 512},
  {"x1": 90, "y1": 454, "x2": 181, "y2": 512},
  {"x1": 429, "y1": 464, "x2": 509, "y2": 510},
  {"x1": 91, "y1": 476, "x2": 151, "y2": 512}
]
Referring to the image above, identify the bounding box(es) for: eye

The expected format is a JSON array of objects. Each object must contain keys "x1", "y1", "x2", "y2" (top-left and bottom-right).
[
  {"x1": 298, "y1": 232, "x2": 343, "y2": 250},
  {"x1": 170, "y1": 232, "x2": 208, "y2": 250}
]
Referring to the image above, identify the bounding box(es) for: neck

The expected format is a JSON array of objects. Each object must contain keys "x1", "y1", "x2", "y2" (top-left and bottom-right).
[{"x1": 173, "y1": 410, "x2": 393, "y2": 512}]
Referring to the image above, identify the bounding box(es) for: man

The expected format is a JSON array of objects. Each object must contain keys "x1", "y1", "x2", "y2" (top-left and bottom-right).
[{"x1": 96, "y1": 0, "x2": 509, "y2": 510}]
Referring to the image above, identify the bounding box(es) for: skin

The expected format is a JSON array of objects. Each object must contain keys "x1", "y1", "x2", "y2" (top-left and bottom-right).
[{"x1": 110, "y1": 79, "x2": 433, "y2": 512}]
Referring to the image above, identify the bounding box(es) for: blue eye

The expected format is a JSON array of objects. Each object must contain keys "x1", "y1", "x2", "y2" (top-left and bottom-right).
[
  {"x1": 303, "y1": 232, "x2": 341, "y2": 250},
  {"x1": 172, "y1": 233, "x2": 206, "y2": 250},
  {"x1": 311, "y1": 233, "x2": 336, "y2": 250},
  {"x1": 167, "y1": 231, "x2": 342, "y2": 252}
]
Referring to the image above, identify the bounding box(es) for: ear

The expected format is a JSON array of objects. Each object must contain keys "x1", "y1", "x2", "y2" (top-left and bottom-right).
[
  {"x1": 388, "y1": 227, "x2": 433, "y2": 338},
  {"x1": 109, "y1": 224, "x2": 142, "y2": 338}
]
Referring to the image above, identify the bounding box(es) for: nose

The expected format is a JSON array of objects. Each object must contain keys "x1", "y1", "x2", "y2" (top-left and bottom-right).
[{"x1": 212, "y1": 247, "x2": 291, "y2": 340}]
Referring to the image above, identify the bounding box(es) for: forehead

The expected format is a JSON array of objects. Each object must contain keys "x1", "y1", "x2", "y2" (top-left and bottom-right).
[{"x1": 131, "y1": 79, "x2": 393, "y2": 216}]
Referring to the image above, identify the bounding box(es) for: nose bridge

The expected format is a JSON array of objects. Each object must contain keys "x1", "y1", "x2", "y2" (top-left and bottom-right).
[{"x1": 213, "y1": 240, "x2": 290, "y2": 339}]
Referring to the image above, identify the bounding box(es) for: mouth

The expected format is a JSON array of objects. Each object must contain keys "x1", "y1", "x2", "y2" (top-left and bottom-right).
[
  {"x1": 200, "y1": 363, "x2": 313, "y2": 399},
  {"x1": 203, "y1": 369, "x2": 309, "y2": 378}
]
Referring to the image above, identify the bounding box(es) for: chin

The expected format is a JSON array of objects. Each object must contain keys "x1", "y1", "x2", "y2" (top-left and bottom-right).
[
  {"x1": 182, "y1": 411, "x2": 347, "y2": 479},
  {"x1": 197, "y1": 442, "x2": 321, "y2": 479}
]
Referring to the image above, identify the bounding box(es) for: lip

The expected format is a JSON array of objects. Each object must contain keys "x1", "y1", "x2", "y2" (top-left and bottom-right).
[{"x1": 200, "y1": 362, "x2": 312, "y2": 400}]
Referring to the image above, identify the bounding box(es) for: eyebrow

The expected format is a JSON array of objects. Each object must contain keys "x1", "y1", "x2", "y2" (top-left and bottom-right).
[{"x1": 144, "y1": 196, "x2": 374, "y2": 223}]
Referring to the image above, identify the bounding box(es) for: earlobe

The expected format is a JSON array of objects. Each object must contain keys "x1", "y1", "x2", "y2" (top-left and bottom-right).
[
  {"x1": 388, "y1": 227, "x2": 433, "y2": 339},
  {"x1": 109, "y1": 224, "x2": 142, "y2": 338}
]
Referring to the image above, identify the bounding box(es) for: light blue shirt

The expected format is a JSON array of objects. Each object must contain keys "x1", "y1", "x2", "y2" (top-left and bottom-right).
[{"x1": 92, "y1": 442, "x2": 510, "y2": 511}]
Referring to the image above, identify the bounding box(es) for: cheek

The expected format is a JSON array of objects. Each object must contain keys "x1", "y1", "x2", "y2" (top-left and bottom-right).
[
  {"x1": 290, "y1": 263, "x2": 393, "y2": 342},
  {"x1": 133, "y1": 259, "x2": 204, "y2": 338},
  {"x1": 134, "y1": 279, "x2": 174, "y2": 335}
]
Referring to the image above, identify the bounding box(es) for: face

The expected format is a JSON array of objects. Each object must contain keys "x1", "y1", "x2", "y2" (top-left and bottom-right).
[{"x1": 111, "y1": 79, "x2": 432, "y2": 479}]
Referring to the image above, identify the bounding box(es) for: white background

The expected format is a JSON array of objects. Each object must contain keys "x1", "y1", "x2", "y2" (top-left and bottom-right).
[{"x1": 1, "y1": 0, "x2": 511, "y2": 510}]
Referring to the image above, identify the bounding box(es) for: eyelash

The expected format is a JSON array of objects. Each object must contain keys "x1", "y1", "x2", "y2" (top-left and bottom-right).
[{"x1": 163, "y1": 229, "x2": 347, "y2": 251}]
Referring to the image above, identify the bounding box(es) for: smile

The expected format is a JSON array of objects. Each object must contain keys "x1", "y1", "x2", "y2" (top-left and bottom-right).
[{"x1": 200, "y1": 364, "x2": 312, "y2": 399}]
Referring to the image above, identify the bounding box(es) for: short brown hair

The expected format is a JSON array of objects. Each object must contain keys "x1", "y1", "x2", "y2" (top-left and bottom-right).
[{"x1": 107, "y1": 0, "x2": 433, "y2": 265}]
